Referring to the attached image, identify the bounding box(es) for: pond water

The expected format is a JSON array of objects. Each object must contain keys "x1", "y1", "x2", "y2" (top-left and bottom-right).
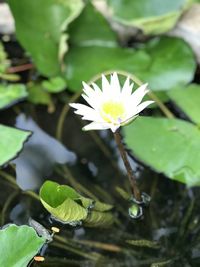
[{"x1": 1, "y1": 102, "x2": 200, "y2": 267}]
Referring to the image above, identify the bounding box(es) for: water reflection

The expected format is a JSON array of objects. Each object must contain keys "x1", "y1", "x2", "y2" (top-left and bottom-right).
[{"x1": 13, "y1": 114, "x2": 76, "y2": 190}]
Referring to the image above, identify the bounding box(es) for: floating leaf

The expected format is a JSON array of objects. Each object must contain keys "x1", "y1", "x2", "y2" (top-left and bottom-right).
[
  {"x1": 0, "y1": 124, "x2": 31, "y2": 166},
  {"x1": 124, "y1": 117, "x2": 200, "y2": 186},
  {"x1": 0, "y1": 84, "x2": 27, "y2": 109},
  {"x1": 40, "y1": 180, "x2": 113, "y2": 227},
  {"x1": 106, "y1": 0, "x2": 191, "y2": 34},
  {"x1": 0, "y1": 224, "x2": 45, "y2": 267},
  {"x1": 65, "y1": 37, "x2": 195, "y2": 91},
  {"x1": 42, "y1": 76, "x2": 67, "y2": 93},
  {"x1": 40, "y1": 181, "x2": 88, "y2": 223},
  {"x1": 168, "y1": 84, "x2": 200, "y2": 125},
  {"x1": 7, "y1": 0, "x2": 84, "y2": 76}
]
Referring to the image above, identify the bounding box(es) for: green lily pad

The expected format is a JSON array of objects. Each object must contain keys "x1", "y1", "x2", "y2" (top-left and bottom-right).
[
  {"x1": 7, "y1": 0, "x2": 84, "y2": 77},
  {"x1": 168, "y1": 84, "x2": 200, "y2": 125},
  {"x1": 65, "y1": 37, "x2": 195, "y2": 91},
  {"x1": 0, "y1": 124, "x2": 31, "y2": 166},
  {"x1": 64, "y1": 4, "x2": 195, "y2": 92},
  {"x1": 106, "y1": 0, "x2": 191, "y2": 34},
  {"x1": 0, "y1": 84, "x2": 27, "y2": 109},
  {"x1": 27, "y1": 83, "x2": 52, "y2": 105},
  {"x1": 0, "y1": 224, "x2": 45, "y2": 267},
  {"x1": 124, "y1": 117, "x2": 200, "y2": 186},
  {"x1": 68, "y1": 3, "x2": 117, "y2": 46},
  {"x1": 42, "y1": 76, "x2": 67, "y2": 93},
  {"x1": 40, "y1": 181, "x2": 114, "y2": 226}
]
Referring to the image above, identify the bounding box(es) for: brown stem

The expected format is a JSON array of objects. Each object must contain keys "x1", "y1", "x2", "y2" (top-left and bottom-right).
[
  {"x1": 114, "y1": 130, "x2": 141, "y2": 201},
  {"x1": 7, "y1": 63, "x2": 34, "y2": 73}
]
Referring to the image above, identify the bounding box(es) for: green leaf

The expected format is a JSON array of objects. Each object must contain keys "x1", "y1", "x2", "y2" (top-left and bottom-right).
[
  {"x1": 0, "y1": 124, "x2": 31, "y2": 166},
  {"x1": 68, "y1": 2, "x2": 117, "y2": 46},
  {"x1": 27, "y1": 83, "x2": 52, "y2": 105},
  {"x1": 140, "y1": 37, "x2": 195, "y2": 91},
  {"x1": 106, "y1": 0, "x2": 191, "y2": 34},
  {"x1": 84, "y1": 210, "x2": 114, "y2": 227},
  {"x1": 42, "y1": 76, "x2": 67, "y2": 93},
  {"x1": 7, "y1": 0, "x2": 84, "y2": 77},
  {"x1": 167, "y1": 84, "x2": 200, "y2": 125},
  {"x1": 40, "y1": 181, "x2": 114, "y2": 226},
  {"x1": 93, "y1": 201, "x2": 113, "y2": 212},
  {"x1": 65, "y1": 6, "x2": 195, "y2": 93},
  {"x1": 0, "y1": 84, "x2": 27, "y2": 109},
  {"x1": 40, "y1": 181, "x2": 88, "y2": 223},
  {"x1": 65, "y1": 37, "x2": 195, "y2": 91},
  {"x1": 65, "y1": 4, "x2": 195, "y2": 91},
  {"x1": 124, "y1": 117, "x2": 200, "y2": 186},
  {"x1": 0, "y1": 42, "x2": 10, "y2": 73},
  {"x1": 0, "y1": 224, "x2": 45, "y2": 267}
]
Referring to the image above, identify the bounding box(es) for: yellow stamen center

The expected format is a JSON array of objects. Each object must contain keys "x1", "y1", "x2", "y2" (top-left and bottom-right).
[{"x1": 100, "y1": 101, "x2": 125, "y2": 124}]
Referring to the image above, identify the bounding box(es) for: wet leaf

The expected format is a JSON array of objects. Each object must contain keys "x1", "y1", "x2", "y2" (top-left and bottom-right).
[
  {"x1": 40, "y1": 181, "x2": 114, "y2": 226},
  {"x1": 7, "y1": 0, "x2": 84, "y2": 76},
  {"x1": 0, "y1": 84, "x2": 27, "y2": 109},
  {"x1": 93, "y1": 201, "x2": 113, "y2": 212},
  {"x1": 106, "y1": 0, "x2": 190, "y2": 34},
  {"x1": 0, "y1": 224, "x2": 45, "y2": 267},
  {"x1": 42, "y1": 76, "x2": 67, "y2": 93},
  {"x1": 84, "y1": 210, "x2": 114, "y2": 227},
  {"x1": 40, "y1": 181, "x2": 88, "y2": 223},
  {"x1": 167, "y1": 84, "x2": 200, "y2": 125},
  {"x1": 124, "y1": 117, "x2": 200, "y2": 186},
  {"x1": 0, "y1": 124, "x2": 31, "y2": 166}
]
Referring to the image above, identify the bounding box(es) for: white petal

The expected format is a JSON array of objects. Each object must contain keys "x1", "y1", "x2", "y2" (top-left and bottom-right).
[
  {"x1": 83, "y1": 122, "x2": 110, "y2": 131},
  {"x1": 129, "y1": 83, "x2": 148, "y2": 107},
  {"x1": 136, "y1": 100, "x2": 154, "y2": 114},
  {"x1": 82, "y1": 93, "x2": 99, "y2": 109},
  {"x1": 82, "y1": 81, "x2": 94, "y2": 97},
  {"x1": 92, "y1": 82, "x2": 102, "y2": 94},
  {"x1": 102, "y1": 74, "x2": 110, "y2": 93},
  {"x1": 122, "y1": 78, "x2": 134, "y2": 98},
  {"x1": 70, "y1": 103, "x2": 101, "y2": 121},
  {"x1": 82, "y1": 81, "x2": 102, "y2": 100},
  {"x1": 110, "y1": 72, "x2": 121, "y2": 96},
  {"x1": 110, "y1": 124, "x2": 120, "y2": 132},
  {"x1": 69, "y1": 103, "x2": 94, "y2": 113}
]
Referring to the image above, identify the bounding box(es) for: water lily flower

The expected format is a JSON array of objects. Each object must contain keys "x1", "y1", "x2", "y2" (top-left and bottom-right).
[{"x1": 70, "y1": 72, "x2": 154, "y2": 132}]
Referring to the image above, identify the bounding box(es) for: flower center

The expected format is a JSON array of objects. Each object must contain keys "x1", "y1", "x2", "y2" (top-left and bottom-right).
[{"x1": 100, "y1": 101, "x2": 125, "y2": 124}]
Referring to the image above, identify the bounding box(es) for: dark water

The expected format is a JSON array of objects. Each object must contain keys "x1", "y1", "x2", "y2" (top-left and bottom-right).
[{"x1": 1, "y1": 104, "x2": 200, "y2": 267}]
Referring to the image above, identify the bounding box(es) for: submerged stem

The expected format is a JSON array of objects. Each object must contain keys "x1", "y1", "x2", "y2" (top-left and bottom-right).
[{"x1": 113, "y1": 130, "x2": 141, "y2": 201}]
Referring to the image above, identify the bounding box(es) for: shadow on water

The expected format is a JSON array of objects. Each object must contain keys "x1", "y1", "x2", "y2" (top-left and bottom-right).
[{"x1": 1, "y1": 104, "x2": 200, "y2": 267}]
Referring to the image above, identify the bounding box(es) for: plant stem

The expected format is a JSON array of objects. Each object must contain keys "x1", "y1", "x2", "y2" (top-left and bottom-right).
[{"x1": 113, "y1": 130, "x2": 141, "y2": 201}]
